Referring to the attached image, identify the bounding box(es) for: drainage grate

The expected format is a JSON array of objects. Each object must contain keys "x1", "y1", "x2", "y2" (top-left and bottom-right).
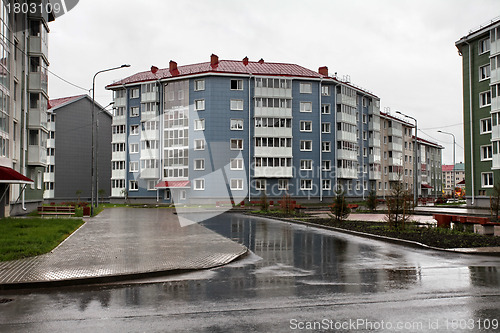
[{"x1": 0, "y1": 298, "x2": 13, "y2": 304}]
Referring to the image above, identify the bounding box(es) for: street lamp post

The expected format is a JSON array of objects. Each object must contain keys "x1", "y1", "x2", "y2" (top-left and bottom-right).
[
  {"x1": 91, "y1": 64, "x2": 130, "y2": 216},
  {"x1": 396, "y1": 111, "x2": 418, "y2": 205},
  {"x1": 438, "y1": 130, "x2": 456, "y2": 202}
]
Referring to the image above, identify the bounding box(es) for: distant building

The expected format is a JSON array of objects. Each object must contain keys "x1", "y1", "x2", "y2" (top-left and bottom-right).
[
  {"x1": 415, "y1": 137, "x2": 443, "y2": 198},
  {"x1": 442, "y1": 163, "x2": 466, "y2": 196},
  {"x1": 44, "y1": 95, "x2": 112, "y2": 201},
  {"x1": 456, "y1": 16, "x2": 500, "y2": 207}
]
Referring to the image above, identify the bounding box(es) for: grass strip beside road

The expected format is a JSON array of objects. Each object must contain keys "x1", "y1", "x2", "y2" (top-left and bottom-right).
[{"x1": 0, "y1": 217, "x2": 84, "y2": 262}]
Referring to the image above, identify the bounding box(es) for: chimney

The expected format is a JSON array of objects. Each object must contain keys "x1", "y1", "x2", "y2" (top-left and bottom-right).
[
  {"x1": 210, "y1": 54, "x2": 219, "y2": 68},
  {"x1": 258, "y1": 58, "x2": 264, "y2": 64},
  {"x1": 318, "y1": 66, "x2": 328, "y2": 77},
  {"x1": 151, "y1": 65, "x2": 159, "y2": 74},
  {"x1": 169, "y1": 61, "x2": 177, "y2": 72},
  {"x1": 243, "y1": 56, "x2": 249, "y2": 66}
]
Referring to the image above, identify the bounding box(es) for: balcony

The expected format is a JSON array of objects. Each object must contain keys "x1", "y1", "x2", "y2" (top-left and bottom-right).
[
  {"x1": 369, "y1": 171, "x2": 382, "y2": 180},
  {"x1": 369, "y1": 138, "x2": 381, "y2": 147},
  {"x1": 254, "y1": 147, "x2": 292, "y2": 157},
  {"x1": 336, "y1": 168, "x2": 357, "y2": 179},
  {"x1": 388, "y1": 157, "x2": 403, "y2": 167},
  {"x1": 254, "y1": 127, "x2": 292, "y2": 138},
  {"x1": 112, "y1": 187, "x2": 125, "y2": 197},
  {"x1": 387, "y1": 142, "x2": 403, "y2": 152},
  {"x1": 43, "y1": 172, "x2": 54, "y2": 182},
  {"x1": 368, "y1": 104, "x2": 380, "y2": 115},
  {"x1": 141, "y1": 91, "x2": 159, "y2": 102},
  {"x1": 254, "y1": 106, "x2": 292, "y2": 118},
  {"x1": 28, "y1": 108, "x2": 48, "y2": 130},
  {"x1": 112, "y1": 169, "x2": 126, "y2": 179},
  {"x1": 337, "y1": 131, "x2": 357, "y2": 142},
  {"x1": 336, "y1": 93, "x2": 357, "y2": 107},
  {"x1": 112, "y1": 151, "x2": 126, "y2": 161},
  {"x1": 29, "y1": 72, "x2": 48, "y2": 94},
  {"x1": 336, "y1": 112, "x2": 357, "y2": 124},
  {"x1": 337, "y1": 149, "x2": 357, "y2": 161},
  {"x1": 254, "y1": 166, "x2": 293, "y2": 178},
  {"x1": 368, "y1": 121, "x2": 380, "y2": 131},
  {"x1": 112, "y1": 133, "x2": 126, "y2": 143},
  {"x1": 388, "y1": 172, "x2": 400, "y2": 181},
  {"x1": 387, "y1": 127, "x2": 403, "y2": 137},
  {"x1": 254, "y1": 86, "x2": 292, "y2": 98},
  {"x1": 114, "y1": 96, "x2": 127, "y2": 107},
  {"x1": 29, "y1": 35, "x2": 48, "y2": 59},
  {"x1": 113, "y1": 115, "x2": 126, "y2": 125},
  {"x1": 141, "y1": 111, "x2": 159, "y2": 122},
  {"x1": 28, "y1": 145, "x2": 47, "y2": 166},
  {"x1": 369, "y1": 154, "x2": 381, "y2": 164},
  {"x1": 491, "y1": 96, "x2": 500, "y2": 113},
  {"x1": 140, "y1": 168, "x2": 160, "y2": 179},
  {"x1": 493, "y1": 153, "x2": 500, "y2": 170}
]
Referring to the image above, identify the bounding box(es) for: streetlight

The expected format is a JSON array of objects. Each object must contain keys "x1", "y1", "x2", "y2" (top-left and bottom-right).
[
  {"x1": 438, "y1": 130, "x2": 456, "y2": 202},
  {"x1": 395, "y1": 111, "x2": 418, "y2": 205},
  {"x1": 91, "y1": 64, "x2": 130, "y2": 216}
]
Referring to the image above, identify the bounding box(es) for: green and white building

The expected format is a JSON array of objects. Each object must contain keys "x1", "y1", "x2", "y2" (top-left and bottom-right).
[{"x1": 456, "y1": 16, "x2": 500, "y2": 207}]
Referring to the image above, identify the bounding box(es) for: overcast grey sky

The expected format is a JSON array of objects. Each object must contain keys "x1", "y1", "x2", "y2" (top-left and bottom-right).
[{"x1": 47, "y1": 0, "x2": 500, "y2": 165}]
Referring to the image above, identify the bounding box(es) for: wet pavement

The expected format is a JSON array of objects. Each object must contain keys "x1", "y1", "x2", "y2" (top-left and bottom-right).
[
  {"x1": 0, "y1": 208, "x2": 247, "y2": 288},
  {"x1": 1, "y1": 213, "x2": 500, "y2": 332}
]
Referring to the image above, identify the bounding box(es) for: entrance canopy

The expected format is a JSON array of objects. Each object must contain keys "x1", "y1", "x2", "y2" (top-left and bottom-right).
[
  {"x1": 0, "y1": 166, "x2": 33, "y2": 184},
  {"x1": 155, "y1": 181, "x2": 190, "y2": 189}
]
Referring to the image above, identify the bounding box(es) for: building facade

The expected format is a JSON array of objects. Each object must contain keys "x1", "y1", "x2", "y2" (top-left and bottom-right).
[
  {"x1": 106, "y1": 55, "x2": 437, "y2": 204},
  {"x1": 442, "y1": 162, "x2": 466, "y2": 196},
  {"x1": 0, "y1": 1, "x2": 55, "y2": 216},
  {"x1": 44, "y1": 95, "x2": 112, "y2": 201},
  {"x1": 416, "y1": 137, "x2": 443, "y2": 198},
  {"x1": 456, "y1": 17, "x2": 500, "y2": 207}
]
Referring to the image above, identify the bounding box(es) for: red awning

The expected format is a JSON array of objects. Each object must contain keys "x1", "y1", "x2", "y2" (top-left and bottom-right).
[
  {"x1": 155, "y1": 181, "x2": 191, "y2": 189},
  {"x1": 421, "y1": 183, "x2": 433, "y2": 189},
  {"x1": 457, "y1": 179, "x2": 465, "y2": 185},
  {"x1": 0, "y1": 166, "x2": 34, "y2": 184}
]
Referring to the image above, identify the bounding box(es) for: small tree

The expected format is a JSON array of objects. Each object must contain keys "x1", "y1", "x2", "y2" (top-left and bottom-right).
[
  {"x1": 366, "y1": 190, "x2": 378, "y2": 212},
  {"x1": 331, "y1": 189, "x2": 351, "y2": 222},
  {"x1": 280, "y1": 193, "x2": 295, "y2": 215},
  {"x1": 121, "y1": 189, "x2": 129, "y2": 204},
  {"x1": 260, "y1": 191, "x2": 269, "y2": 212},
  {"x1": 386, "y1": 179, "x2": 414, "y2": 230},
  {"x1": 75, "y1": 190, "x2": 82, "y2": 203},
  {"x1": 490, "y1": 182, "x2": 500, "y2": 221},
  {"x1": 98, "y1": 189, "x2": 106, "y2": 203}
]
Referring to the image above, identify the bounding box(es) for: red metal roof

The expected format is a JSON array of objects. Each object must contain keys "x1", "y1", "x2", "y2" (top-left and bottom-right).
[
  {"x1": 442, "y1": 165, "x2": 454, "y2": 172},
  {"x1": 421, "y1": 183, "x2": 433, "y2": 189},
  {"x1": 0, "y1": 166, "x2": 33, "y2": 184},
  {"x1": 106, "y1": 59, "x2": 325, "y2": 89},
  {"x1": 155, "y1": 181, "x2": 191, "y2": 188},
  {"x1": 48, "y1": 94, "x2": 87, "y2": 110}
]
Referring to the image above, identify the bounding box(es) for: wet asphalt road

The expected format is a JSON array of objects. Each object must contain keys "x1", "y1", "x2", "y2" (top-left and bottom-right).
[{"x1": 1, "y1": 213, "x2": 500, "y2": 332}]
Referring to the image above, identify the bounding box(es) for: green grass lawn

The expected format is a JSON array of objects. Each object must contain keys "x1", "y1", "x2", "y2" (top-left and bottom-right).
[{"x1": 0, "y1": 217, "x2": 84, "y2": 262}]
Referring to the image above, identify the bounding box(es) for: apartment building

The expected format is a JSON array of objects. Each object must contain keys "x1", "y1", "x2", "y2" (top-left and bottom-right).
[
  {"x1": 456, "y1": 16, "x2": 500, "y2": 207},
  {"x1": 44, "y1": 95, "x2": 112, "y2": 201},
  {"x1": 442, "y1": 162, "x2": 465, "y2": 196},
  {"x1": 416, "y1": 137, "x2": 443, "y2": 198},
  {"x1": 0, "y1": 1, "x2": 55, "y2": 216},
  {"x1": 106, "y1": 55, "x2": 385, "y2": 204}
]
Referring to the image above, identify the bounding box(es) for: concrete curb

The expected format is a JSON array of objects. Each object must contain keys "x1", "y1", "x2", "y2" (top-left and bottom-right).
[{"x1": 246, "y1": 213, "x2": 500, "y2": 257}]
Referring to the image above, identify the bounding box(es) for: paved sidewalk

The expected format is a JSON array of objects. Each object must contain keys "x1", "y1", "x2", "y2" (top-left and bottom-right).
[{"x1": 0, "y1": 208, "x2": 247, "y2": 289}]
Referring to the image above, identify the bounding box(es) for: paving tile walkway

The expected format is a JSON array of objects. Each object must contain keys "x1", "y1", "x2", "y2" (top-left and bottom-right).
[{"x1": 0, "y1": 208, "x2": 247, "y2": 289}]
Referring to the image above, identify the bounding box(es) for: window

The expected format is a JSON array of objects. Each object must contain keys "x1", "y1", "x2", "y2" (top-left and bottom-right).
[
  {"x1": 479, "y1": 64, "x2": 491, "y2": 81},
  {"x1": 300, "y1": 120, "x2": 312, "y2": 132},
  {"x1": 482, "y1": 172, "x2": 493, "y2": 188},
  {"x1": 230, "y1": 79, "x2": 243, "y2": 90},
  {"x1": 230, "y1": 119, "x2": 244, "y2": 130},
  {"x1": 130, "y1": 143, "x2": 139, "y2": 153},
  {"x1": 322, "y1": 179, "x2": 331, "y2": 190},
  {"x1": 278, "y1": 179, "x2": 288, "y2": 190},
  {"x1": 300, "y1": 102, "x2": 312, "y2": 112},
  {"x1": 300, "y1": 82, "x2": 312, "y2": 93},
  {"x1": 37, "y1": 171, "x2": 42, "y2": 190},
  {"x1": 195, "y1": 99, "x2": 205, "y2": 111},
  {"x1": 480, "y1": 118, "x2": 492, "y2": 134},
  {"x1": 194, "y1": 178, "x2": 205, "y2": 190},
  {"x1": 322, "y1": 141, "x2": 331, "y2": 152},
  {"x1": 321, "y1": 86, "x2": 330, "y2": 96},
  {"x1": 322, "y1": 160, "x2": 331, "y2": 171},
  {"x1": 363, "y1": 131, "x2": 367, "y2": 140},
  {"x1": 255, "y1": 179, "x2": 266, "y2": 190},
  {"x1": 300, "y1": 160, "x2": 312, "y2": 170},
  {"x1": 194, "y1": 159, "x2": 205, "y2": 170},
  {"x1": 131, "y1": 88, "x2": 140, "y2": 99},
  {"x1": 479, "y1": 38, "x2": 490, "y2": 54},
  {"x1": 230, "y1": 99, "x2": 244, "y2": 110},
  {"x1": 230, "y1": 179, "x2": 243, "y2": 190},
  {"x1": 194, "y1": 139, "x2": 205, "y2": 150},
  {"x1": 300, "y1": 179, "x2": 312, "y2": 190},
  {"x1": 129, "y1": 180, "x2": 139, "y2": 191},
  {"x1": 321, "y1": 122, "x2": 331, "y2": 133},
  {"x1": 129, "y1": 161, "x2": 139, "y2": 172},
  {"x1": 321, "y1": 104, "x2": 330, "y2": 114},
  {"x1": 194, "y1": 119, "x2": 205, "y2": 131},
  {"x1": 230, "y1": 158, "x2": 243, "y2": 170},
  {"x1": 194, "y1": 79, "x2": 205, "y2": 91},
  {"x1": 130, "y1": 125, "x2": 139, "y2": 135},
  {"x1": 230, "y1": 139, "x2": 243, "y2": 150},
  {"x1": 480, "y1": 91, "x2": 491, "y2": 107},
  {"x1": 300, "y1": 140, "x2": 312, "y2": 151},
  {"x1": 30, "y1": 93, "x2": 39, "y2": 108},
  {"x1": 481, "y1": 145, "x2": 493, "y2": 161},
  {"x1": 129, "y1": 106, "x2": 139, "y2": 117},
  {"x1": 362, "y1": 114, "x2": 367, "y2": 124},
  {"x1": 148, "y1": 180, "x2": 157, "y2": 191}
]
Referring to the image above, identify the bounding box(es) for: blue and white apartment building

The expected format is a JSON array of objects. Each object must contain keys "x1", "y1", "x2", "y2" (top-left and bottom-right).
[{"x1": 106, "y1": 54, "x2": 384, "y2": 204}]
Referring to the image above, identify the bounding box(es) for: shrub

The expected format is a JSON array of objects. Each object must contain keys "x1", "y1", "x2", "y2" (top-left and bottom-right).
[{"x1": 331, "y1": 190, "x2": 351, "y2": 222}]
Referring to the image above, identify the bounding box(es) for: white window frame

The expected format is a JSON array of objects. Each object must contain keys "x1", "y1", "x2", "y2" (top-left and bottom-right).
[
  {"x1": 322, "y1": 141, "x2": 331, "y2": 152},
  {"x1": 322, "y1": 160, "x2": 331, "y2": 171},
  {"x1": 482, "y1": 172, "x2": 494, "y2": 188},
  {"x1": 194, "y1": 178, "x2": 205, "y2": 191},
  {"x1": 194, "y1": 139, "x2": 205, "y2": 151},
  {"x1": 130, "y1": 106, "x2": 139, "y2": 117},
  {"x1": 322, "y1": 179, "x2": 331, "y2": 190},
  {"x1": 300, "y1": 102, "x2": 312, "y2": 112},
  {"x1": 230, "y1": 119, "x2": 244, "y2": 130},
  {"x1": 480, "y1": 91, "x2": 492, "y2": 107},
  {"x1": 278, "y1": 179, "x2": 288, "y2": 190},
  {"x1": 321, "y1": 104, "x2": 330, "y2": 114},
  {"x1": 300, "y1": 120, "x2": 312, "y2": 132},
  {"x1": 131, "y1": 88, "x2": 140, "y2": 99},
  {"x1": 148, "y1": 180, "x2": 157, "y2": 191},
  {"x1": 194, "y1": 159, "x2": 205, "y2": 171},
  {"x1": 300, "y1": 140, "x2": 312, "y2": 151},
  {"x1": 255, "y1": 179, "x2": 266, "y2": 190},
  {"x1": 230, "y1": 139, "x2": 243, "y2": 150},
  {"x1": 479, "y1": 64, "x2": 491, "y2": 81},
  {"x1": 321, "y1": 85, "x2": 330, "y2": 96},
  {"x1": 300, "y1": 179, "x2": 313, "y2": 190},
  {"x1": 230, "y1": 158, "x2": 243, "y2": 170},
  {"x1": 129, "y1": 143, "x2": 139, "y2": 153},
  {"x1": 300, "y1": 159, "x2": 312, "y2": 171},
  {"x1": 129, "y1": 161, "x2": 139, "y2": 172},
  {"x1": 130, "y1": 125, "x2": 139, "y2": 135},
  {"x1": 480, "y1": 118, "x2": 492, "y2": 134},
  {"x1": 230, "y1": 79, "x2": 243, "y2": 90},
  {"x1": 194, "y1": 79, "x2": 205, "y2": 91},
  {"x1": 194, "y1": 119, "x2": 205, "y2": 131},
  {"x1": 195, "y1": 99, "x2": 205, "y2": 111},
  {"x1": 230, "y1": 178, "x2": 244, "y2": 190},
  {"x1": 230, "y1": 99, "x2": 244, "y2": 110},
  {"x1": 479, "y1": 37, "x2": 490, "y2": 55},
  {"x1": 300, "y1": 82, "x2": 312, "y2": 94},
  {"x1": 481, "y1": 144, "x2": 493, "y2": 161},
  {"x1": 129, "y1": 180, "x2": 139, "y2": 191},
  {"x1": 321, "y1": 122, "x2": 331, "y2": 133}
]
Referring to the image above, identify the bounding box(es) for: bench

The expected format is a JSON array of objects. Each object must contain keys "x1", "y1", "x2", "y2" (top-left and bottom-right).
[
  {"x1": 38, "y1": 206, "x2": 75, "y2": 217},
  {"x1": 433, "y1": 213, "x2": 500, "y2": 235}
]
